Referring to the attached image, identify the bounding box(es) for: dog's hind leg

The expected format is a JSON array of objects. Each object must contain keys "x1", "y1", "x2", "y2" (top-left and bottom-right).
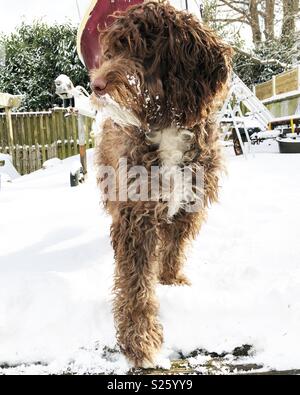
[
  {"x1": 158, "y1": 211, "x2": 204, "y2": 286},
  {"x1": 111, "y1": 204, "x2": 163, "y2": 368}
]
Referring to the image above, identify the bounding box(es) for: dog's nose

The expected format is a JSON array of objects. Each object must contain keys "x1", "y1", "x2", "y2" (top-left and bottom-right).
[{"x1": 91, "y1": 77, "x2": 107, "y2": 96}]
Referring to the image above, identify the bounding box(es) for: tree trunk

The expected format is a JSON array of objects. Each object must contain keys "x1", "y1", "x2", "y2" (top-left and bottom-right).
[
  {"x1": 282, "y1": 0, "x2": 299, "y2": 38},
  {"x1": 265, "y1": 0, "x2": 275, "y2": 40},
  {"x1": 249, "y1": 0, "x2": 262, "y2": 44}
]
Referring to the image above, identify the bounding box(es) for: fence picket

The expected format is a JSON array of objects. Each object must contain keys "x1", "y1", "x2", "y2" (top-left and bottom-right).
[
  {"x1": 26, "y1": 115, "x2": 32, "y2": 147},
  {"x1": 40, "y1": 115, "x2": 46, "y2": 164}
]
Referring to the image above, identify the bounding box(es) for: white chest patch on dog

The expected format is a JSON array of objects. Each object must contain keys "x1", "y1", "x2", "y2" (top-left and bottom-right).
[
  {"x1": 147, "y1": 127, "x2": 195, "y2": 218},
  {"x1": 152, "y1": 128, "x2": 193, "y2": 166}
]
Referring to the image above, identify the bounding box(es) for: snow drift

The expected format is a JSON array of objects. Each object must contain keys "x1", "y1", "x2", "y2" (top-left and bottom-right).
[{"x1": 0, "y1": 149, "x2": 300, "y2": 374}]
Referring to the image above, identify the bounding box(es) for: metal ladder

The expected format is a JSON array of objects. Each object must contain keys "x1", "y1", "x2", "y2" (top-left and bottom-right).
[{"x1": 218, "y1": 73, "x2": 274, "y2": 156}]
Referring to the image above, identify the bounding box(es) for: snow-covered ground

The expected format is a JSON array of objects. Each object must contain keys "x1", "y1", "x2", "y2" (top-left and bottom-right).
[{"x1": 0, "y1": 147, "x2": 300, "y2": 375}]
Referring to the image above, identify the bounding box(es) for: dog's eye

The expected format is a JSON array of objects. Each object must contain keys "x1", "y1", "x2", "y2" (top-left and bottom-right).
[{"x1": 104, "y1": 51, "x2": 112, "y2": 60}]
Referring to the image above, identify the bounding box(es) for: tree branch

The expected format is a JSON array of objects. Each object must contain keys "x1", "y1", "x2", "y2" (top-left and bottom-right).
[
  {"x1": 216, "y1": 1, "x2": 248, "y2": 5},
  {"x1": 211, "y1": 18, "x2": 250, "y2": 26},
  {"x1": 232, "y1": 45, "x2": 288, "y2": 68},
  {"x1": 218, "y1": 0, "x2": 250, "y2": 20}
]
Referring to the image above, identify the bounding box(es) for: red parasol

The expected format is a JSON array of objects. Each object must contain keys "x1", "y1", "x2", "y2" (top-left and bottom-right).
[{"x1": 77, "y1": 0, "x2": 144, "y2": 71}]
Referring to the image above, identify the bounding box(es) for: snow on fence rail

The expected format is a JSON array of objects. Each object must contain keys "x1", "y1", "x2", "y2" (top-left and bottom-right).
[{"x1": 0, "y1": 109, "x2": 94, "y2": 175}]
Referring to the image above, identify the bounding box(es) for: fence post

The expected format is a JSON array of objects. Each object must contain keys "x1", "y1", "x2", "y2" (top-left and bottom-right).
[
  {"x1": 272, "y1": 75, "x2": 276, "y2": 97},
  {"x1": 5, "y1": 107, "x2": 14, "y2": 156},
  {"x1": 78, "y1": 114, "x2": 87, "y2": 176}
]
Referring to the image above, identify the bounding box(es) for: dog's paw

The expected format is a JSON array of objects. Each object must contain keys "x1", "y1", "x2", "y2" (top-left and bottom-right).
[{"x1": 159, "y1": 274, "x2": 191, "y2": 286}]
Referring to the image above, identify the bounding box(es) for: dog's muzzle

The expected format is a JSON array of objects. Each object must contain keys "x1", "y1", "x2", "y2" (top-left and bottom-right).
[{"x1": 91, "y1": 77, "x2": 108, "y2": 97}]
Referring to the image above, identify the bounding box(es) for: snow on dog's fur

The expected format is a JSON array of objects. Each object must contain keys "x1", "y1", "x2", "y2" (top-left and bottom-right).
[{"x1": 90, "y1": 1, "x2": 232, "y2": 368}]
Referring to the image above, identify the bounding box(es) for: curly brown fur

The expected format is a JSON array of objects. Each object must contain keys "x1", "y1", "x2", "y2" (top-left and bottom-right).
[
  {"x1": 158, "y1": 211, "x2": 204, "y2": 286},
  {"x1": 91, "y1": 1, "x2": 232, "y2": 368}
]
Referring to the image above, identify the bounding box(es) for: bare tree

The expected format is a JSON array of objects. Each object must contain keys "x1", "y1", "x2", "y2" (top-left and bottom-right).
[
  {"x1": 213, "y1": 0, "x2": 264, "y2": 44},
  {"x1": 209, "y1": 0, "x2": 299, "y2": 45},
  {"x1": 202, "y1": 0, "x2": 299, "y2": 82},
  {"x1": 282, "y1": 0, "x2": 299, "y2": 38},
  {"x1": 249, "y1": 0, "x2": 262, "y2": 43},
  {"x1": 265, "y1": 0, "x2": 275, "y2": 39}
]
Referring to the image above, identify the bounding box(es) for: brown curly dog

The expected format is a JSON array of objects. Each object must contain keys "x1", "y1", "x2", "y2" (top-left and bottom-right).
[{"x1": 90, "y1": 1, "x2": 232, "y2": 368}]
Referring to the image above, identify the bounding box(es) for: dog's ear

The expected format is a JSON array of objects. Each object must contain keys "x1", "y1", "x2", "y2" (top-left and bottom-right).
[
  {"x1": 160, "y1": 14, "x2": 233, "y2": 125},
  {"x1": 191, "y1": 23, "x2": 233, "y2": 99}
]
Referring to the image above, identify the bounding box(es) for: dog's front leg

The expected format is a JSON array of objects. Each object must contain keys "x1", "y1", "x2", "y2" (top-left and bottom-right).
[
  {"x1": 158, "y1": 211, "x2": 205, "y2": 286},
  {"x1": 111, "y1": 204, "x2": 163, "y2": 368}
]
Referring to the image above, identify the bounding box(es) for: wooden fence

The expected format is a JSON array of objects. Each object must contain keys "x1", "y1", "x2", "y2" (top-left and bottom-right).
[
  {"x1": 0, "y1": 108, "x2": 94, "y2": 175},
  {"x1": 255, "y1": 66, "x2": 300, "y2": 101}
]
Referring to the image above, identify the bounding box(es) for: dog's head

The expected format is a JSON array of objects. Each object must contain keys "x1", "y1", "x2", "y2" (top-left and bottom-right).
[{"x1": 90, "y1": 1, "x2": 233, "y2": 130}]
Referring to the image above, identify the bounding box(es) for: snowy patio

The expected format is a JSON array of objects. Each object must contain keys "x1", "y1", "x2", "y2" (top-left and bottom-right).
[{"x1": 0, "y1": 148, "x2": 300, "y2": 375}]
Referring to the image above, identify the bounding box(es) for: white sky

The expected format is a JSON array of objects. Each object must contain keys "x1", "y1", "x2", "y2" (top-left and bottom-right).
[
  {"x1": 0, "y1": 0, "x2": 91, "y2": 32},
  {"x1": 0, "y1": 0, "x2": 202, "y2": 33}
]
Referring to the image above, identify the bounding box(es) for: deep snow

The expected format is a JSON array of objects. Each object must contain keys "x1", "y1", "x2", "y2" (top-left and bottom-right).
[{"x1": 0, "y1": 147, "x2": 300, "y2": 375}]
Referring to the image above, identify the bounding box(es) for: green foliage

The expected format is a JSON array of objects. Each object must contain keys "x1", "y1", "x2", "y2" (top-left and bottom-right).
[
  {"x1": 0, "y1": 22, "x2": 89, "y2": 111},
  {"x1": 233, "y1": 37, "x2": 298, "y2": 87}
]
